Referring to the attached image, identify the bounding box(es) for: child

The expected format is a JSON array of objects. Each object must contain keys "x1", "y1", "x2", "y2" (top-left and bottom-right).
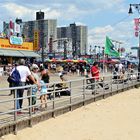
[
  {"x1": 40, "y1": 80, "x2": 47, "y2": 109},
  {"x1": 40, "y1": 67, "x2": 49, "y2": 109}
]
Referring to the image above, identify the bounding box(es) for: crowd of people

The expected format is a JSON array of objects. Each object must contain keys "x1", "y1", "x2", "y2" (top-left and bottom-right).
[
  {"x1": 112, "y1": 62, "x2": 136, "y2": 83},
  {"x1": 6, "y1": 58, "x2": 137, "y2": 114},
  {"x1": 8, "y1": 59, "x2": 72, "y2": 114}
]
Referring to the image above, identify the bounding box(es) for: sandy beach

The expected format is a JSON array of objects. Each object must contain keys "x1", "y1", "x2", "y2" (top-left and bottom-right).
[{"x1": 1, "y1": 88, "x2": 140, "y2": 140}]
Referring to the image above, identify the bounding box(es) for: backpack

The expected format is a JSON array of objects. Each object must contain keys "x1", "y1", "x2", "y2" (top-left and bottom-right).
[{"x1": 7, "y1": 67, "x2": 21, "y2": 84}]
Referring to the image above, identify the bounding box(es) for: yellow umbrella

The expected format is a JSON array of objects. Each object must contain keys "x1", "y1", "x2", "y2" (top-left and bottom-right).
[{"x1": 73, "y1": 60, "x2": 78, "y2": 63}]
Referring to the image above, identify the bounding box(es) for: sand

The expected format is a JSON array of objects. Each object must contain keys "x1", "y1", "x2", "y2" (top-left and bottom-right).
[{"x1": 1, "y1": 88, "x2": 140, "y2": 140}]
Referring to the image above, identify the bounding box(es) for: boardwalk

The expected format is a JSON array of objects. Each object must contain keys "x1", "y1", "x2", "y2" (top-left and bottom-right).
[
  {"x1": 0, "y1": 73, "x2": 138, "y2": 125},
  {"x1": 2, "y1": 88, "x2": 140, "y2": 140},
  {"x1": 0, "y1": 72, "x2": 139, "y2": 137}
]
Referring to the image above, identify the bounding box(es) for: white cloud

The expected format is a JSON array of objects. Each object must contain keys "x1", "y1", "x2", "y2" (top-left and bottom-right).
[
  {"x1": 88, "y1": 21, "x2": 134, "y2": 54},
  {"x1": 1, "y1": 2, "x2": 62, "y2": 21},
  {"x1": 75, "y1": 22, "x2": 86, "y2": 26},
  {"x1": 43, "y1": 8, "x2": 61, "y2": 19},
  {"x1": 61, "y1": 4, "x2": 88, "y2": 20},
  {"x1": 2, "y1": 3, "x2": 34, "y2": 18},
  {"x1": 88, "y1": 25, "x2": 114, "y2": 46},
  {"x1": 87, "y1": 0, "x2": 124, "y2": 8},
  {"x1": 90, "y1": 25, "x2": 114, "y2": 35}
]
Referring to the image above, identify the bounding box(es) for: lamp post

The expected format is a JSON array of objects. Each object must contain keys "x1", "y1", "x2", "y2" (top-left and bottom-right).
[
  {"x1": 98, "y1": 46, "x2": 101, "y2": 61},
  {"x1": 64, "y1": 40, "x2": 67, "y2": 59},
  {"x1": 41, "y1": 33, "x2": 47, "y2": 63},
  {"x1": 102, "y1": 46, "x2": 105, "y2": 75},
  {"x1": 89, "y1": 45, "x2": 92, "y2": 55},
  {"x1": 94, "y1": 45, "x2": 97, "y2": 61},
  {"x1": 128, "y1": 3, "x2": 140, "y2": 80}
]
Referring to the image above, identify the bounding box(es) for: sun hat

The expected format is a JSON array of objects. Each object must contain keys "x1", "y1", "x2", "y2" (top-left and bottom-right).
[{"x1": 31, "y1": 64, "x2": 39, "y2": 70}]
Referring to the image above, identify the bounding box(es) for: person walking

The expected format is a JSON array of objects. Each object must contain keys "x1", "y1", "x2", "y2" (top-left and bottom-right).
[{"x1": 90, "y1": 62, "x2": 100, "y2": 94}]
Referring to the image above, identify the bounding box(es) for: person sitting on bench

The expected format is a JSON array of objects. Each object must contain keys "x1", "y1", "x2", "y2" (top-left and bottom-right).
[{"x1": 55, "y1": 74, "x2": 71, "y2": 96}]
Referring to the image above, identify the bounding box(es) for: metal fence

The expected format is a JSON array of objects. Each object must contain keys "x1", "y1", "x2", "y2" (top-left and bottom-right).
[{"x1": 0, "y1": 72, "x2": 140, "y2": 134}]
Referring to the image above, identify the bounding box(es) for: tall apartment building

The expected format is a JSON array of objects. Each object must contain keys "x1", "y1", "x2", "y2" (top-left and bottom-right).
[
  {"x1": 57, "y1": 23, "x2": 88, "y2": 58},
  {"x1": 22, "y1": 18, "x2": 57, "y2": 53}
]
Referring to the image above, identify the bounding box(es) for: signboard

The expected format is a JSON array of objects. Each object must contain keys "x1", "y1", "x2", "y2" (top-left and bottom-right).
[
  {"x1": 34, "y1": 31, "x2": 39, "y2": 50},
  {"x1": 134, "y1": 18, "x2": 140, "y2": 37},
  {"x1": 10, "y1": 36, "x2": 23, "y2": 45},
  {"x1": 0, "y1": 38, "x2": 33, "y2": 51}
]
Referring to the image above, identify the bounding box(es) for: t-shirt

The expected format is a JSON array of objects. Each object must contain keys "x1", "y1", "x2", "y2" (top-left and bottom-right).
[
  {"x1": 12, "y1": 65, "x2": 31, "y2": 82},
  {"x1": 32, "y1": 72, "x2": 39, "y2": 82},
  {"x1": 40, "y1": 80, "x2": 47, "y2": 94},
  {"x1": 118, "y1": 64, "x2": 123, "y2": 71},
  {"x1": 91, "y1": 66, "x2": 99, "y2": 80}
]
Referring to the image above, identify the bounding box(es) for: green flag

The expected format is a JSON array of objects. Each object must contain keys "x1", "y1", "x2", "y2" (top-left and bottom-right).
[{"x1": 105, "y1": 36, "x2": 120, "y2": 57}]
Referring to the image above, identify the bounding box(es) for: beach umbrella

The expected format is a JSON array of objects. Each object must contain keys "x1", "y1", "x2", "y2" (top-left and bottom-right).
[
  {"x1": 99, "y1": 60, "x2": 108, "y2": 63},
  {"x1": 66, "y1": 59, "x2": 73, "y2": 62},
  {"x1": 99, "y1": 59, "x2": 120, "y2": 64},
  {"x1": 57, "y1": 59, "x2": 63, "y2": 62},
  {"x1": 78, "y1": 60, "x2": 87, "y2": 63},
  {"x1": 51, "y1": 58, "x2": 57, "y2": 62},
  {"x1": 44, "y1": 59, "x2": 51, "y2": 62},
  {"x1": 109, "y1": 59, "x2": 120, "y2": 63},
  {"x1": 62, "y1": 60, "x2": 67, "y2": 62},
  {"x1": 73, "y1": 60, "x2": 78, "y2": 63}
]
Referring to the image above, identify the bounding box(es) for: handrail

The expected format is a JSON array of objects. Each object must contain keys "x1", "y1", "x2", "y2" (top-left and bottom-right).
[{"x1": 0, "y1": 72, "x2": 139, "y2": 134}]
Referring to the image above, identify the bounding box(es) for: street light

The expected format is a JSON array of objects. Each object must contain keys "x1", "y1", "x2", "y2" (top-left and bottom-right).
[
  {"x1": 128, "y1": 4, "x2": 140, "y2": 14},
  {"x1": 98, "y1": 46, "x2": 101, "y2": 61},
  {"x1": 94, "y1": 45, "x2": 97, "y2": 61},
  {"x1": 64, "y1": 40, "x2": 67, "y2": 59},
  {"x1": 128, "y1": 3, "x2": 140, "y2": 80}
]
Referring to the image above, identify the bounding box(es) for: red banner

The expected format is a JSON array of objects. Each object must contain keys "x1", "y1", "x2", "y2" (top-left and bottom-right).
[{"x1": 134, "y1": 18, "x2": 140, "y2": 37}]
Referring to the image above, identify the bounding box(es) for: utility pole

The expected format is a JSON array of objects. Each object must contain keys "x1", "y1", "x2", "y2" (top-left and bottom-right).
[{"x1": 64, "y1": 40, "x2": 67, "y2": 59}]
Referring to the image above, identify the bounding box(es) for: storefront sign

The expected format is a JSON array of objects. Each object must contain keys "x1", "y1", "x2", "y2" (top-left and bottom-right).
[
  {"x1": 10, "y1": 36, "x2": 23, "y2": 45},
  {"x1": 0, "y1": 38, "x2": 33, "y2": 51},
  {"x1": 34, "y1": 31, "x2": 39, "y2": 50}
]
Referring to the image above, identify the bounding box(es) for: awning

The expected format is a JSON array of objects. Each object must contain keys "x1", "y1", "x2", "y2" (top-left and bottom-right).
[
  {"x1": 0, "y1": 49, "x2": 41, "y2": 57},
  {"x1": 19, "y1": 50, "x2": 41, "y2": 57},
  {"x1": 0, "y1": 49, "x2": 24, "y2": 57}
]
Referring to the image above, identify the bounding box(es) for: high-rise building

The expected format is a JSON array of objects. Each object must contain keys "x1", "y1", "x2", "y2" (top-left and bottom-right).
[
  {"x1": 22, "y1": 19, "x2": 57, "y2": 52},
  {"x1": 76, "y1": 25, "x2": 88, "y2": 55},
  {"x1": 57, "y1": 23, "x2": 88, "y2": 58},
  {"x1": 3, "y1": 22, "x2": 9, "y2": 36},
  {"x1": 36, "y1": 11, "x2": 44, "y2": 20}
]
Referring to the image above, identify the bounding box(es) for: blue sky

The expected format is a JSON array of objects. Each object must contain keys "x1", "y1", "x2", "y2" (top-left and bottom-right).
[{"x1": 0, "y1": 0, "x2": 140, "y2": 55}]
